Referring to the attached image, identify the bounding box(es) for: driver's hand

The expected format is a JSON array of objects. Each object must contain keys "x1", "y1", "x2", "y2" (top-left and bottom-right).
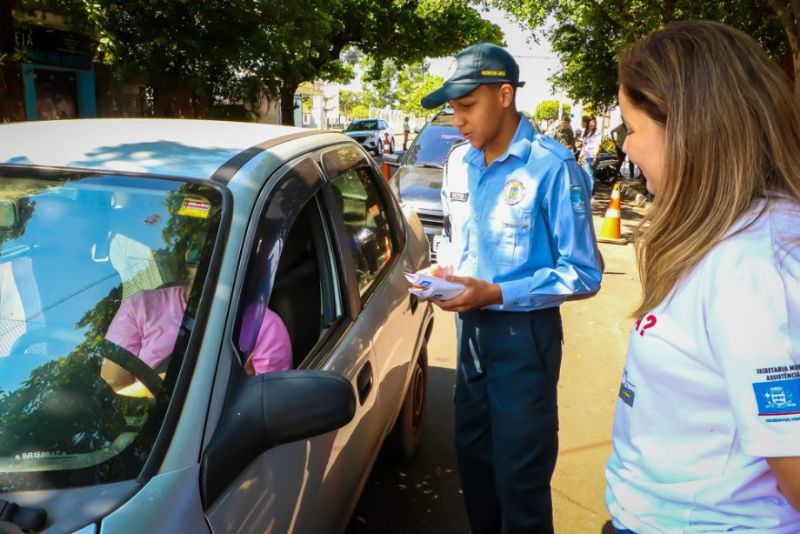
[{"x1": 100, "y1": 358, "x2": 136, "y2": 391}]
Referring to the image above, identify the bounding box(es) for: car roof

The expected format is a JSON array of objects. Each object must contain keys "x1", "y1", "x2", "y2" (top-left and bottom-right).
[{"x1": 0, "y1": 119, "x2": 324, "y2": 180}]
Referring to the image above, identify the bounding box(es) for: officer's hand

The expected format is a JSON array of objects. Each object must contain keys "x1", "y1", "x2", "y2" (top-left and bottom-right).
[{"x1": 434, "y1": 276, "x2": 503, "y2": 313}]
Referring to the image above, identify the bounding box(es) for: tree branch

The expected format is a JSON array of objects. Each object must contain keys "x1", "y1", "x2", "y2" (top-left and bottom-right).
[
  {"x1": 584, "y1": 0, "x2": 625, "y2": 33},
  {"x1": 768, "y1": 0, "x2": 800, "y2": 53}
]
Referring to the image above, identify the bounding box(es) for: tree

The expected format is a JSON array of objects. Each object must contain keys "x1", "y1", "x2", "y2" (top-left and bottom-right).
[
  {"x1": 533, "y1": 100, "x2": 572, "y2": 123},
  {"x1": 39, "y1": 0, "x2": 501, "y2": 124},
  {"x1": 396, "y1": 62, "x2": 446, "y2": 117},
  {"x1": 46, "y1": 0, "x2": 266, "y2": 117},
  {"x1": 349, "y1": 104, "x2": 370, "y2": 120},
  {"x1": 339, "y1": 89, "x2": 367, "y2": 119},
  {"x1": 489, "y1": 0, "x2": 793, "y2": 108},
  {"x1": 361, "y1": 58, "x2": 400, "y2": 109}
]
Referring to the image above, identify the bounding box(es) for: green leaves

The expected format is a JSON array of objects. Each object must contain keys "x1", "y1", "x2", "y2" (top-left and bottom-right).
[{"x1": 489, "y1": 0, "x2": 791, "y2": 109}]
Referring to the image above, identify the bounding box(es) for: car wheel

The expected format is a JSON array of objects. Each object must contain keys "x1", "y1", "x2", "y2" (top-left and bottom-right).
[
  {"x1": 390, "y1": 140, "x2": 395, "y2": 154},
  {"x1": 386, "y1": 345, "x2": 428, "y2": 459}
]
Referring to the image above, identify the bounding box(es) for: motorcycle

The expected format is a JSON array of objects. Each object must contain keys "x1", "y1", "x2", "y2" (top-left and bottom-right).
[{"x1": 593, "y1": 152, "x2": 622, "y2": 185}]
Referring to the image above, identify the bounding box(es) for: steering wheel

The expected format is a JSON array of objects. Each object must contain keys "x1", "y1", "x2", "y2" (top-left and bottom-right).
[
  {"x1": 9, "y1": 325, "x2": 83, "y2": 354},
  {"x1": 6, "y1": 328, "x2": 162, "y2": 396},
  {"x1": 95, "y1": 338, "x2": 164, "y2": 397}
]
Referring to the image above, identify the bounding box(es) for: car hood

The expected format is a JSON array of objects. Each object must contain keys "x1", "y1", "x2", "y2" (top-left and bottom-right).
[
  {"x1": 395, "y1": 165, "x2": 443, "y2": 212},
  {"x1": 344, "y1": 130, "x2": 378, "y2": 137}
]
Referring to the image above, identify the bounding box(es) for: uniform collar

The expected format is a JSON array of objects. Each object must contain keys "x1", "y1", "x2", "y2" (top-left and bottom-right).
[{"x1": 465, "y1": 113, "x2": 533, "y2": 169}]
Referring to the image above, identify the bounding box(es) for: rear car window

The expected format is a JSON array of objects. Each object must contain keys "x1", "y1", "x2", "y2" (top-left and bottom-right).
[{"x1": 404, "y1": 124, "x2": 464, "y2": 168}]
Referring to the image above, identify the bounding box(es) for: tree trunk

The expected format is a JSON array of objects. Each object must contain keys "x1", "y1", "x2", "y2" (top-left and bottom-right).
[
  {"x1": 279, "y1": 80, "x2": 300, "y2": 126},
  {"x1": 767, "y1": 0, "x2": 800, "y2": 106}
]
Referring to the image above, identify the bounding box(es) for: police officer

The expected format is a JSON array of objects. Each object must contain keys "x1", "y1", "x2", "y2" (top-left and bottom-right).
[{"x1": 420, "y1": 43, "x2": 602, "y2": 533}]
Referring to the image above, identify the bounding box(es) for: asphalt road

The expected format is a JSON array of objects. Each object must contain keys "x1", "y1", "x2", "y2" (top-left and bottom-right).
[{"x1": 347, "y1": 185, "x2": 646, "y2": 534}]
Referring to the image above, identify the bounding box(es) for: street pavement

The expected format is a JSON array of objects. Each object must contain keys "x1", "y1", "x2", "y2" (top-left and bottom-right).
[{"x1": 347, "y1": 185, "x2": 646, "y2": 534}]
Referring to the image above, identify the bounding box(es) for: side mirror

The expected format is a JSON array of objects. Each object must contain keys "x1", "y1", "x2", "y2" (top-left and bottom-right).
[
  {"x1": 201, "y1": 370, "x2": 356, "y2": 505},
  {"x1": 413, "y1": 127, "x2": 421, "y2": 134},
  {"x1": 382, "y1": 153, "x2": 401, "y2": 166}
]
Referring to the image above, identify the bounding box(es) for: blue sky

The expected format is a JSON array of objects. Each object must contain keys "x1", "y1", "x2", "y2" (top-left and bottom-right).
[{"x1": 427, "y1": 8, "x2": 570, "y2": 115}]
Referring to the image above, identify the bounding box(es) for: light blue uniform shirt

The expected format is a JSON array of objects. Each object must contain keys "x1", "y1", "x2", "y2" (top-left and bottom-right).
[{"x1": 438, "y1": 114, "x2": 602, "y2": 312}]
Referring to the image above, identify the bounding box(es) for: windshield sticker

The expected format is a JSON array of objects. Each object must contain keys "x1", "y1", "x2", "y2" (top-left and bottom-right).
[{"x1": 178, "y1": 198, "x2": 211, "y2": 219}]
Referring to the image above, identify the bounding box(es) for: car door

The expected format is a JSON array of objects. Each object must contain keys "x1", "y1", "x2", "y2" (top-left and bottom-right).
[
  {"x1": 203, "y1": 154, "x2": 385, "y2": 534},
  {"x1": 319, "y1": 144, "x2": 425, "y2": 445}
]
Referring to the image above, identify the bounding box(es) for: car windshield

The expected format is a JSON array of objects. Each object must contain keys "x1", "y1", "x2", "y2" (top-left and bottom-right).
[
  {"x1": 0, "y1": 168, "x2": 222, "y2": 492},
  {"x1": 404, "y1": 120, "x2": 463, "y2": 168},
  {"x1": 346, "y1": 120, "x2": 379, "y2": 132}
]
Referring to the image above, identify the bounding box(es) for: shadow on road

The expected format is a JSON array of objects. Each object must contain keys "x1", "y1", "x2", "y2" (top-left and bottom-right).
[{"x1": 346, "y1": 366, "x2": 469, "y2": 534}]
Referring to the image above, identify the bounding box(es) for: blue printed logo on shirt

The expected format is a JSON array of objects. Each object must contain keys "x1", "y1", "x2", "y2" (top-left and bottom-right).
[
  {"x1": 753, "y1": 379, "x2": 800, "y2": 416},
  {"x1": 570, "y1": 185, "x2": 586, "y2": 214}
]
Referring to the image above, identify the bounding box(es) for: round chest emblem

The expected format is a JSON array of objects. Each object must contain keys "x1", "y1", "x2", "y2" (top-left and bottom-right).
[{"x1": 502, "y1": 180, "x2": 526, "y2": 205}]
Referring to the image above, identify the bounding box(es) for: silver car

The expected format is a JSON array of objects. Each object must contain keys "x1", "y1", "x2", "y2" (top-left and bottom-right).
[
  {"x1": 343, "y1": 119, "x2": 395, "y2": 157},
  {"x1": 0, "y1": 119, "x2": 433, "y2": 534}
]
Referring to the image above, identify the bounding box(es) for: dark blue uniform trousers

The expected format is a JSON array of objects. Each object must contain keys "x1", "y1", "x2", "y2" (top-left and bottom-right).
[{"x1": 455, "y1": 308, "x2": 563, "y2": 534}]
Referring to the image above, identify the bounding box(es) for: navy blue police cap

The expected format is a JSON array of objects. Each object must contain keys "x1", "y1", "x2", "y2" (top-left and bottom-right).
[{"x1": 421, "y1": 43, "x2": 525, "y2": 110}]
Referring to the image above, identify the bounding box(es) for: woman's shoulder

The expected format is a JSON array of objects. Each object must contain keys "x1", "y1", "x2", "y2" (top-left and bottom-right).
[{"x1": 706, "y1": 197, "x2": 800, "y2": 272}]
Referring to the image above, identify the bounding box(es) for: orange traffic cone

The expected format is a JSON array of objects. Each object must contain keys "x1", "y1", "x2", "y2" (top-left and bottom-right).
[
  {"x1": 381, "y1": 133, "x2": 393, "y2": 181},
  {"x1": 597, "y1": 182, "x2": 627, "y2": 244},
  {"x1": 383, "y1": 132, "x2": 392, "y2": 155}
]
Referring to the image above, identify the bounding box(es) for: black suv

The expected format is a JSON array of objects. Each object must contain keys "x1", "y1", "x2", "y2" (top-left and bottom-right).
[{"x1": 387, "y1": 111, "x2": 463, "y2": 260}]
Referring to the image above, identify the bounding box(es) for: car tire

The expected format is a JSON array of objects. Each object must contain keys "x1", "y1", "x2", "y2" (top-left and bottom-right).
[
  {"x1": 389, "y1": 140, "x2": 395, "y2": 154},
  {"x1": 386, "y1": 345, "x2": 428, "y2": 459}
]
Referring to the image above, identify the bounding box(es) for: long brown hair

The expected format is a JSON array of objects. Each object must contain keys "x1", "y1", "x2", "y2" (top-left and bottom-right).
[{"x1": 619, "y1": 21, "x2": 800, "y2": 317}]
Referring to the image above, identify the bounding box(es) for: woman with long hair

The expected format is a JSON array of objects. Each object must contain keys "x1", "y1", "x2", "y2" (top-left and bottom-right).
[
  {"x1": 580, "y1": 116, "x2": 601, "y2": 192},
  {"x1": 606, "y1": 21, "x2": 800, "y2": 532}
]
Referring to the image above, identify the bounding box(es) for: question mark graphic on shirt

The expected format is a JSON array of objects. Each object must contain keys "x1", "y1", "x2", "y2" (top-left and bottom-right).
[{"x1": 639, "y1": 314, "x2": 657, "y2": 336}]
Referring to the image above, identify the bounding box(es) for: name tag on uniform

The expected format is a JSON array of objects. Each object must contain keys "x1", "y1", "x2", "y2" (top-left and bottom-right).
[
  {"x1": 619, "y1": 382, "x2": 635, "y2": 407},
  {"x1": 619, "y1": 370, "x2": 636, "y2": 407},
  {"x1": 450, "y1": 191, "x2": 469, "y2": 202}
]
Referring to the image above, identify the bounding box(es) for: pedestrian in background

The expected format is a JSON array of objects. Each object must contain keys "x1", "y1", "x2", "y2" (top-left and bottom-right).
[
  {"x1": 610, "y1": 122, "x2": 634, "y2": 179},
  {"x1": 403, "y1": 116, "x2": 410, "y2": 150},
  {"x1": 606, "y1": 20, "x2": 800, "y2": 533},
  {"x1": 580, "y1": 117, "x2": 601, "y2": 193},
  {"x1": 553, "y1": 115, "x2": 575, "y2": 150},
  {"x1": 420, "y1": 42, "x2": 602, "y2": 534}
]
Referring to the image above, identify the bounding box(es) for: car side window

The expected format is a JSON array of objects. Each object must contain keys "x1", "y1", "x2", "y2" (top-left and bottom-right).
[
  {"x1": 234, "y1": 160, "x2": 342, "y2": 371},
  {"x1": 328, "y1": 166, "x2": 395, "y2": 297}
]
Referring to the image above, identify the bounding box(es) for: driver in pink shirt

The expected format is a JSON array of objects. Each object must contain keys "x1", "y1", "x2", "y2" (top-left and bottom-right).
[{"x1": 101, "y1": 248, "x2": 292, "y2": 390}]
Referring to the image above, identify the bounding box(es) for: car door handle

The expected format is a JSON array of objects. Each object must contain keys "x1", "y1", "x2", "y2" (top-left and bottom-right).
[
  {"x1": 409, "y1": 293, "x2": 418, "y2": 314},
  {"x1": 356, "y1": 361, "x2": 373, "y2": 405}
]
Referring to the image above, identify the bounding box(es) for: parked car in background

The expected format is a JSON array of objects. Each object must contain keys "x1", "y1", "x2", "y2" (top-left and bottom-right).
[
  {"x1": 386, "y1": 111, "x2": 463, "y2": 260},
  {"x1": 344, "y1": 119, "x2": 395, "y2": 157},
  {"x1": 0, "y1": 119, "x2": 433, "y2": 534}
]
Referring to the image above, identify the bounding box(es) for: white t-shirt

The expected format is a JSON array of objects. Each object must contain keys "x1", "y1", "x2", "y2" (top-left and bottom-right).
[{"x1": 606, "y1": 197, "x2": 800, "y2": 533}]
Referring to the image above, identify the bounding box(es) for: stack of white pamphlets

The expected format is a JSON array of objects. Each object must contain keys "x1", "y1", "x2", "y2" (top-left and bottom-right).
[{"x1": 404, "y1": 271, "x2": 465, "y2": 301}]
